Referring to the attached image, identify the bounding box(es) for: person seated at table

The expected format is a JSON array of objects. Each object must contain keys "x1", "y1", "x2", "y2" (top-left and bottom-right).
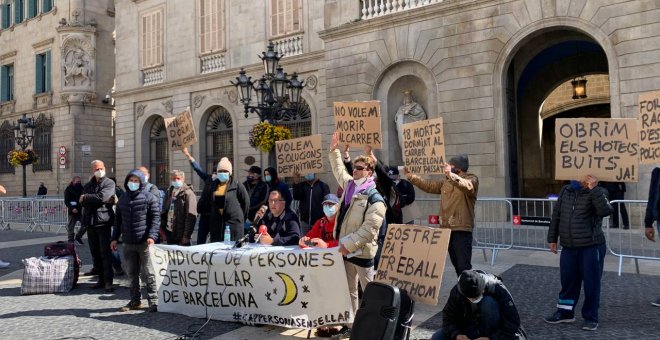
[
  {"x1": 254, "y1": 190, "x2": 301, "y2": 246},
  {"x1": 299, "y1": 194, "x2": 340, "y2": 249}
]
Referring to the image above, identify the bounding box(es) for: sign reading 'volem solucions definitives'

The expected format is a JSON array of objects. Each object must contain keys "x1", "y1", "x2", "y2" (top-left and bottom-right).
[{"x1": 275, "y1": 134, "x2": 324, "y2": 177}]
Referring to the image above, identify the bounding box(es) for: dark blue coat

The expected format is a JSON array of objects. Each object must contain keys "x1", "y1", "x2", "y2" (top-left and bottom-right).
[
  {"x1": 112, "y1": 170, "x2": 160, "y2": 244},
  {"x1": 645, "y1": 167, "x2": 660, "y2": 229}
]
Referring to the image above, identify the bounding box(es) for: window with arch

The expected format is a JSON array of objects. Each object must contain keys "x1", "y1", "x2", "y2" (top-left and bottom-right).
[
  {"x1": 149, "y1": 118, "x2": 169, "y2": 189},
  {"x1": 280, "y1": 97, "x2": 311, "y2": 138},
  {"x1": 205, "y1": 106, "x2": 233, "y2": 173},
  {"x1": 0, "y1": 120, "x2": 14, "y2": 174},
  {"x1": 32, "y1": 113, "x2": 53, "y2": 172}
]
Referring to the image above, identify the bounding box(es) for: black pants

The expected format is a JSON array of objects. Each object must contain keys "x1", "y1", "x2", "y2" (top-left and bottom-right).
[
  {"x1": 448, "y1": 231, "x2": 473, "y2": 276},
  {"x1": 66, "y1": 213, "x2": 81, "y2": 242},
  {"x1": 87, "y1": 224, "x2": 114, "y2": 286},
  {"x1": 196, "y1": 213, "x2": 211, "y2": 245}
]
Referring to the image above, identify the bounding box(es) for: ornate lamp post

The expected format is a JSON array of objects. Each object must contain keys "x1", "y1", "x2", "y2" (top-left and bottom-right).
[
  {"x1": 231, "y1": 42, "x2": 305, "y2": 123},
  {"x1": 14, "y1": 115, "x2": 36, "y2": 197}
]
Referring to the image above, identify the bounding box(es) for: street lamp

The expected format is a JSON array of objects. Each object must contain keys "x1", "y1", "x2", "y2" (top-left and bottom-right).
[
  {"x1": 231, "y1": 42, "x2": 305, "y2": 123},
  {"x1": 14, "y1": 115, "x2": 36, "y2": 197}
]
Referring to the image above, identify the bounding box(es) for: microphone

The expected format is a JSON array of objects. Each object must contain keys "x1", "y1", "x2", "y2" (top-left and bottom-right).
[
  {"x1": 234, "y1": 226, "x2": 257, "y2": 248},
  {"x1": 255, "y1": 225, "x2": 268, "y2": 243},
  {"x1": 253, "y1": 205, "x2": 268, "y2": 225}
]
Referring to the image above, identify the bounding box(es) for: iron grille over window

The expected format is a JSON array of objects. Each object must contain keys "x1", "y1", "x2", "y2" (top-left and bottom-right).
[
  {"x1": 149, "y1": 118, "x2": 169, "y2": 189},
  {"x1": 0, "y1": 120, "x2": 14, "y2": 174},
  {"x1": 205, "y1": 106, "x2": 233, "y2": 173},
  {"x1": 32, "y1": 113, "x2": 54, "y2": 172},
  {"x1": 279, "y1": 97, "x2": 311, "y2": 138}
]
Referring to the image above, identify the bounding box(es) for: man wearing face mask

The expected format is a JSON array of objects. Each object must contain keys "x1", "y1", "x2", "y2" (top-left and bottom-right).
[
  {"x1": 404, "y1": 154, "x2": 479, "y2": 277},
  {"x1": 198, "y1": 157, "x2": 249, "y2": 243},
  {"x1": 80, "y1": 160, "x2": 116, "y2": 292},
  {"x1": 293, "y1": 171, "x2": 330, "y2": 234},
  {"x1": 544, "y1": 175, "x2": 612, "y2": 331},
  {"x1": 431, "y1": 270, "x2": 526, "y2": 340},
  {"x1": 180, "y1": 147, "x2": 219, "y2": 245},
  {"x1": 299, "y1": 194, "x2": 340, "y2": 249},
  {"x1": 243, "y1": 166, "x2": 269, "y2": 222},
  {"x1": 160, "y1": 170, "x2": 197, "y2": 246},
  {"x1": 64, "y1": 176, "x2": 84, "y2": 243}
]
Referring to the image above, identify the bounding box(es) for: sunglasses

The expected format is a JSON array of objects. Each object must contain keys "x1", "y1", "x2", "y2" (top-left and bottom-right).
[{"x1": 353, "y1": 165, "x2": 369, "y2": 171}]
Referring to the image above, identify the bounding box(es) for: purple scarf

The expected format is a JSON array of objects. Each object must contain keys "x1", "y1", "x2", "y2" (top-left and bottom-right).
[{"x1": 343, "y1": 177, "x2": 375, "y2": 206}]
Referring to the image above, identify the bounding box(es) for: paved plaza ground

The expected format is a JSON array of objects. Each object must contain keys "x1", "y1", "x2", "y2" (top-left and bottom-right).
[{"x1": 1, "y1": 227, "x2": 660, "y2": 339}]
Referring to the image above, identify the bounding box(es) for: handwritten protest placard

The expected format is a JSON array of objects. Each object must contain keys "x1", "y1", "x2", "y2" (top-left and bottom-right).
[
  {"x1": 555, "y1": 118, "x2": 639, "y2": 182},
  {"x1": 402, "y1": 117, "x2": 445, "y2": 174},
  {"x1": 333, "y1": 101, "x2": 382, "y2": 148},
  {"x1": 164, "y1": 108, "x2": 197, "y2": 151},
  {"x1": 638, "y1": 90, "x2": 660, "y2": 164},
  {"x1": 150, "y1": 244, "x2": 353, "y2": 328},
  {"x1": 375, "y1": 225, "x2": 451, "y2": 305},
  {"x1": 275, "y1": 135, "x2": 324, "y2": 177}
]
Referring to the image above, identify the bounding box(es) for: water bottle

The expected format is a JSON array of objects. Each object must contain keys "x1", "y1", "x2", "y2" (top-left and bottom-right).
[{"x1": 224, "y1": 225, "x2": 231, "y2": 245}]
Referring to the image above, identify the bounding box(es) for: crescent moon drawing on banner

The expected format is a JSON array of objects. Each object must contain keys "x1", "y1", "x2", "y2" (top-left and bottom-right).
[{"x1": 276, "y1": 272, "x2": 298, "y2": 306}]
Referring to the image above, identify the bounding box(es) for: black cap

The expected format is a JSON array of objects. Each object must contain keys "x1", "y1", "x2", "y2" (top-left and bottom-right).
[
  {"x1": 449, "y1": 154, "x2": 469, "y2": 172},
  {"x1": 247, "y1": 166, "x2": 262, "y2": 175},
  {"x1": 387, "y1": 167, "x2": 399, "y2": 177},
  {"x1": 458, "y1": 270, "x2": 485, "y2": 298}
]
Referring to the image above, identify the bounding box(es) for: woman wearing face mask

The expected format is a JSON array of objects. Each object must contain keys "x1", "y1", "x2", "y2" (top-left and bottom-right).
[
  {"x1": 298, "y1": 194, "x2": 340, "y2": 249},
  {"x1": 264, "y1": 167, "x2": 293, "y2": 209},
  {"x1": 160, "y1": 170, "x2": 197, "y2": 246},
  {"x1": 199, "y1": 157, "x2": 249, "y2": 243}
]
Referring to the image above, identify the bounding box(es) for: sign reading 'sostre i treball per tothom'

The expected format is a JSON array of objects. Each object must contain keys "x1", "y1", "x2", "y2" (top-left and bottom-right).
[
  {"x1": 333, "y1": 101, "x2": 382, "y2": 148},
  {"x1": 164, "y1": 108, "x2": 197, "y2": 151},
  {"x1": 402, "y1": 117, "x2": 446, "y2": 175},
  {"x1": 150, "y1": 244, "x2": 353, "y2": 329},
  {"x1": 275, "y1": 134, "x2": 324, "y2": 177},
  {"x1": 554, "y1": 118, "x2": 639, "y2": 182}
]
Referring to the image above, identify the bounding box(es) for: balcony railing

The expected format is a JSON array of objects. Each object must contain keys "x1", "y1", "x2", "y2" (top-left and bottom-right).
[
  {"x1": 142, "y1": 66, "x2": 164, "y2": 86},
  {"x1": 200, "y1": 53, "x2": 226, "y2": 74},
  {"x1": 361, "y1": 0, "x2": 444, "y2": 20},
  {"x1": 272, "y1": 33, "x2": 304, "y2": 57}
]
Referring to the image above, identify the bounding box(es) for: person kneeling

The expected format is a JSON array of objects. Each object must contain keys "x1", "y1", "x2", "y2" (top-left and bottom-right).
[{"x1": 432, "y1": 270, "x2": 526, "y2": 340}]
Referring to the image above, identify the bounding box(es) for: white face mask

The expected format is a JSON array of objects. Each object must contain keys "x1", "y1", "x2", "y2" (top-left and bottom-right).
[
  {"x1": 144, "y1": 175, "x2": 149, "y2": 182},
  {"x1": 353, "y1": 177, "x2": 368, "y2": 186},
  {"x1": 94, "y1": 170, "x2": 105, "y2": 179},
  {"x1": 469, "y1": 295, "x2": 483, "y2": 304}
]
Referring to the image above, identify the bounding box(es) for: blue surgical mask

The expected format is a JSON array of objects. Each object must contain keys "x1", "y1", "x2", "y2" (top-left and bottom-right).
[
  {"x1": 304, "y1": 173, "x2": 315, "y2": 181},
  {"x1": 127, "y1": 182, "x2": 140, "y2": 192},
  {"x1": 264, "y1": 175, "x2": 272, "y2": 183},
  {"x1": 323, "y1": 205, "x2": 336, "y2": 218},
  {"x1": 570, "y1": 180, "x2": 582, "y2": 190},
  {"x1": 171, "y1": 180, "x2": 183, "y2": 189},
  {"x1": 217, "y1": 172, "x2": 229, "y2": 183}
]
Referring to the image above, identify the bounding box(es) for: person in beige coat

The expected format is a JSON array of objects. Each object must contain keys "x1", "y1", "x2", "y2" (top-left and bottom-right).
[
  {"x1": 328, "y1": 133, "x2": 387, "y2": 340},
  {"x1": 404, "y1": 154, "x2": 478, "y2": 276}
]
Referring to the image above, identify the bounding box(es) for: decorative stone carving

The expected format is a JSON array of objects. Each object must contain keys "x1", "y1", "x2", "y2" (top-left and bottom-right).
[
  {"x1": 60, "y1": 93, "x2": 95, "y2": 103},
  {"x1": 60, "y1": 34, "x2": 95, "y2": 92},
  {"x1": 162, "y1": 100, "x2": 173, "y2": 115},
  {"x1": 0, "y1": 101, "x2": 15, "y2": 115},
  {"x1": 305, "y1": 75, "x2": 317, "y2": 90},
  {"x1": 136, "y1": 104, "x2": 147, "y2": 119},
  {"x1": 224, "y1": 89, "x2": 238, "y2": 104},
  {"x1": 193, "y1": 95, "x2": 206, "y2": 109}
]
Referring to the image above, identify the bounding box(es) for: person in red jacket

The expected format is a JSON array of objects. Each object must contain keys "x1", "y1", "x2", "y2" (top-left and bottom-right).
[{"x1": 299, "y1": 194, "x2": 340, "y2": 249}]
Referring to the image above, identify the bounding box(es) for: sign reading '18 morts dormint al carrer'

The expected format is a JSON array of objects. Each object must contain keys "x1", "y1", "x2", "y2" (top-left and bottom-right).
[
  {"x1": 554, "y1": 118, "x2": 639, "y2": 182},
  {"x1": 275, "y1": 134, "x2": 324, "y2": 177},
  {"x1": 638, "y1": 90, "x2": 660, "y2": 164},
  {"x1": 164, "y1": 108, "x2": 197, "y2": 151},
  {"x1": 333, "y1": 101, "x2": 382, "y2": 148},
  {"x1": 402, "y1": 117, "x2": 445, "y2": 175}
]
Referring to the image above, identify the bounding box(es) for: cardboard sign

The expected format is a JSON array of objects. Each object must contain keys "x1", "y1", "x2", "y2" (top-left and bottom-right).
[
  {"x1": 164, "y1": 108, "x2": 197, "y2": 151},
  {"x1": 554, "y1": 118, "x2": 638, "y2": 182},
  {"x1": 402, "y1": 117, "x2": 445, "y2": 174},
  {"x1": 150, "y1": 244, "x2": 353, "y2": 329},
  {"x1": 375, "y1": 224, "x2": 451, "y2": 305},
  {"x1": 333, "y1": 101, "x2": 382, "y2": 148},
  {"x1": 638, "y1": 90, "x2": 660, "y2": 164},
  {"x1": 275, "y1": 134, "x2": 324, "y2": 177}
]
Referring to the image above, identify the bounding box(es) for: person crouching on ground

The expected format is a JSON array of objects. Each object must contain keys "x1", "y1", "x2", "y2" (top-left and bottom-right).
[
  {"x1": 431, "y1": 270, "x2": 526, "y2": 340},
  {"x1": 111, "y1": 170, "x2": 160, "y2": 312}
]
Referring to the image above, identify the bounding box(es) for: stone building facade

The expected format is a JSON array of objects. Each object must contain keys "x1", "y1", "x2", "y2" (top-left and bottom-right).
[
  {"x1": 0, "y1": 0, "x2": 115, "y2": 195},
  {"x1": 115, "y1": 0, "x2": 660, "y2": 199}
]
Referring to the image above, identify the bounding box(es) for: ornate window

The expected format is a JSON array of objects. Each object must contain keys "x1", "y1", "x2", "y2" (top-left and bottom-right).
[
  {"x1": 205, "y1": 106, "x2": 233, "y2": 173},
  {"x1": 280, "y1": 97, "x2": 311, "y2": 138},
  {"x1": 32, "y1": 113, "x2": 54, "y2": 172},
  {"x1": 149, "y1": 118, "x2": 169, "y2": 189},
  {"x1": 198, "y1": 0, "x2": 225, "y2": 54},
  {"x1": 140, "y1": 8, "x2": 164, "y2": 69},
  {"x1": 269, "y1": 0, "x2": 302, "y2": 38},
  {"x1": 0, "y1": 121, "x2": 14, "y2": 174}
]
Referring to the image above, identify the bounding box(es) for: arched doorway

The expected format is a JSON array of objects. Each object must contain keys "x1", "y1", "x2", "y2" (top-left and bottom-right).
[
  {"x1": 504, "y1": 30, "x2": 610, "y2": 197},
  {"x1": 203, "y1": 106, "x2": 234, "y2": 173},
  {"x1": 149, "y1": 117, "x2": 169, "y2": 189}
]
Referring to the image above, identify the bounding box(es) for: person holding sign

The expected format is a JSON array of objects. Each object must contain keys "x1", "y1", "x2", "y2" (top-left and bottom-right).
[
  {"x1": 431, "y1": 270, "x2": 525, "y2": 340},
  {"x1": 160, "y1": 170, "x2": 197, "y2": 246},
  {"x1": 180, "y1": 147, "x2": 217, "y2": 244},
  {"x1": 328, "y1": 132, "x2": 387, "y2": 340},
  {"x1": 298, "y1": 194, "x2": 340, "y2": 249},
  {"x1": 254, "y1": 190, "x2": 301, "y2": 246},
  {"x1": 544, "y1": 175, "x2": 612, "y2": 331},
  {"x1": 404, "y1": 154, "x2": 478, "y2": 276},
  {"x1": 644, "y1": 167, "x2": 660, "y2": 307}
]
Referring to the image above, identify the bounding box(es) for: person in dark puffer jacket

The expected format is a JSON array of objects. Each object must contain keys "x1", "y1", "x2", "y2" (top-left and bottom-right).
[
  {"x1": 111, "y1": 169, "x2": 160, "y2": 312},
  {"x1": 544, "y1": 175, "x2": 613, "y2": 331}
]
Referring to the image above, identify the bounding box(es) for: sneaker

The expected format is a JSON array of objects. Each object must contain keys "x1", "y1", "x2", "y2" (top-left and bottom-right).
[
  {"x1": 119, "y1": 301, "x2": 143, "y2": 312},
  {"x1": 652, "y1": 297, "x2": 660, "y2": 307},
  {"x1": 147, "y1": 304, "x2": 158, "y2": 313},
  {"x1": 0, "y1": 260, "x2": 10, "y2": 268},
  {"x1": 544, "y1": 311, "x2": 575, "y2": 324},
  {"x1": 75, "y1": 236, "x2": 84, "y2": 245},
  {"x1": 582, "y1": 320, "x2": 598, "y2": 331},
  {"x1": 331, "y1": 326, "x2": 351, "y2": 340}
]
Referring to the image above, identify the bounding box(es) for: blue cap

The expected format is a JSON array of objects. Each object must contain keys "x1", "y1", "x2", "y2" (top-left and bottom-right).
[{"x1": 322, "y1": 194, "x2": 340, "y2": 205}]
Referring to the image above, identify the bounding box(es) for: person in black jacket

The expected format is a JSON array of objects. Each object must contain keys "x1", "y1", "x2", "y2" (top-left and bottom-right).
[
  {"x1": 254, "y1": 190, "x2": 301, "y2": 246},
  {"x1": 80, "y1": 160, "x2": 116, "y2": 292},
  {"x1": 644, "y1": 167, "x2": 660, "y2": 307},
  {"x1": 160, "y1": 170, "x2": 197, "y2": 246},
  {"x1": 64, "y1": 176, "x2": 84, "y2": 243},
  {"x1": 243, "y1": 165, "x2": 269, "y2": 223},
  {"x1": 545, "y1": 175, "x2": 613, "y2": 331},
  {"x1": 199, "y1": 157, "x2": 249, "y2": 243},
  {"x1": 431, "y1": 270, "x2": 525, "y2": 340},
  {"x1": 600, "y1": 181, "x2": 629, "y2": 229},
  {"x1": 37, "y1": 182, "x2": 48, "y2": 196},
  {"x1": 293, "y1": 172, "x2": 329, "y2": 234},
  {"x1": 264, "y1": 167, "x2": 292, "y2": 208},
  {"x1": 180, "y1": 148, "x2": 216, "y2": 245},
  {"x1": 111, "y1": 169, "x2": 160, "y2": 312}
]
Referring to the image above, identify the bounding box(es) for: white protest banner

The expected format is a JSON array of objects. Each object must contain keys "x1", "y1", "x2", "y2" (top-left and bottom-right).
[
  {"x1": 150, "y1": 244, "x2": 353, "y2": 329},
  {"x1": 375, "y1": 225, "x2": 451, "y2": 305},
  {"x1": 275, "y1": 134, "x2": 324, "y2": 177},
  {"x1": 402, "y1": 117, "x2": 445, "y2": 174},
  {"x1": 333, "y1": 101, "x2": 382, "y2": 148},
  {"x1": 638, "y1": 90, "x2": 660, "y2": 164},
  {"x1": 164, "y1": 108, "x2": 197, "y2": 151},
  {"x1": 555, "y1": 118, "x2": 639, "y2": 182}
]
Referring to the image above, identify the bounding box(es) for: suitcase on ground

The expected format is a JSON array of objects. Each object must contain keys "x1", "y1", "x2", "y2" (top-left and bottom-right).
[
  {"x1": 351, "y1": 282, "x2": 415, "y2": 340},
  {"x1": 44, "y1": 241, "x2": 81, "y2": 285},
  {"x1": 21, "y1": 256, "x2": 75, "y2": 295}
]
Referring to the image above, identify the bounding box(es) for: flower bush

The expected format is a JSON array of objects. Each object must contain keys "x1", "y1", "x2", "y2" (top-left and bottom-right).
[
  {"x1": 248, "y1": 122, "x2": 293, "y2": 153},
  {"x1": 8, "y1": 149, "x2": 39, "y2": 167}
]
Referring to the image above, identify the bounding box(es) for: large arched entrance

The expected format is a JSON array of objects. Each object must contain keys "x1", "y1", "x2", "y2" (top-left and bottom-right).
[{"x1": 504, "y1": 29, "x2": 610, "y2": 197}]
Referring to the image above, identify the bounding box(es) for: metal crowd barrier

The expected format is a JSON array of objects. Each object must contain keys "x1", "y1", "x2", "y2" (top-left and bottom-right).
[
  {"x1": 34, "y1": 199, "x2": 70, "y2": 233},
  {"x1": 0, "y1": 199, "x2": 39, "y2": 231}
]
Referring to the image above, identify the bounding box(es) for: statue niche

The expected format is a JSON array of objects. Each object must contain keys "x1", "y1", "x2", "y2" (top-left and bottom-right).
[
  {"x1": 395, "y1": 90, "x2": 428, "y2": 153},
  {"x1": 63, "y1": 47, "x2": 93, "y2": 87}
]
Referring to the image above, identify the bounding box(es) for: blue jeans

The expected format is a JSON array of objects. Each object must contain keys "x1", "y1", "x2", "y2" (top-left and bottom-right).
[{"x1": 431, "y1": 296, "x2": 501, "y2": 340}]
